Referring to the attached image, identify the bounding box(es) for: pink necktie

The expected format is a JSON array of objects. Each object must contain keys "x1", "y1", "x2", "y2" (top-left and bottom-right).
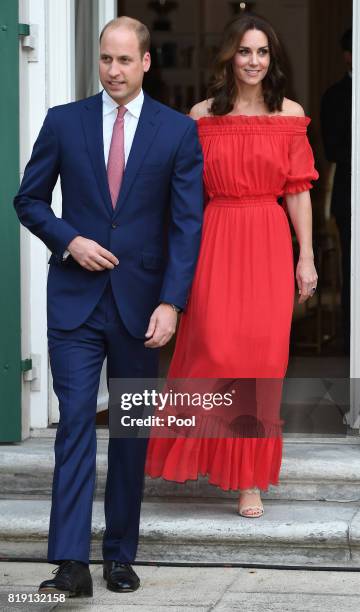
[{"x1": 107, "y1": 106, "x2": 127, "y2": 208}]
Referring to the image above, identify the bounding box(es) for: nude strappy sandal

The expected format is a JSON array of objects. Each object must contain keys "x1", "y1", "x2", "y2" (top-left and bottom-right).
[{"x1": 238, "y1": 487, "x2": 264, "y2": 518}]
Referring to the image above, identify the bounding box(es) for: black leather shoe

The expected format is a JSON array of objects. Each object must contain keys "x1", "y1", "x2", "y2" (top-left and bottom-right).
[
  {"x1": 38, "y1": 560, "x2": 93, "y2": 598},
  {"x1": 103, "y1": 561, "x2": 140, "y2": 592}
]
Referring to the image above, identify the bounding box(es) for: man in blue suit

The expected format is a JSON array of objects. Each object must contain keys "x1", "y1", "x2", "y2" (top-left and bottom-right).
[{"x1": 14, "y1": 16, "x2": 203, "y2": 597}]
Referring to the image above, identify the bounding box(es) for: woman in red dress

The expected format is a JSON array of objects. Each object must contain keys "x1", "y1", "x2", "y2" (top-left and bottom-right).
[{"x1": 146, "y1": 14, "x2": 318, "y2": 517}]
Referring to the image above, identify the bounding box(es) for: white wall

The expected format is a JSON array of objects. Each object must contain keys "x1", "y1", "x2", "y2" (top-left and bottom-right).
[{"x1": 18, "y1": 0, "x2": 48, "y2": 432}]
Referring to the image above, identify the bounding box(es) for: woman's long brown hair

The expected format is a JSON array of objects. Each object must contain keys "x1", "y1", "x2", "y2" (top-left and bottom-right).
[{"x1": 208, "y1": 14, "x2": 286, "y2": 115}]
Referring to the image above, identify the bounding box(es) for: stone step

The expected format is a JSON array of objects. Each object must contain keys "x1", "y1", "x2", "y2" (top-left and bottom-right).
[
  {"x1": 1, "y1": 437, "x2": 360, "y2": 502},
  {"x1": 0, "y1": 498, "x2": 360, "y2": 567}
]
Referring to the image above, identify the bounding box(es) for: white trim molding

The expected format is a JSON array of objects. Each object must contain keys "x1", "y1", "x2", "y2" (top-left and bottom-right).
[
  {"x1": 98, "y1": 0, "x2": 117, "y2": 31},
  {"x1": 46, "y1": 0, "x2": 75, "y2": 109},
  {"x1": 350, "y1": 1, "x2": 360, "y2": 431},
  {"x1": 19, "y1": 0, "x2": 50, "y2": 431},
  {"x1": 46, "y1": 0, "x2": 116, "y2": 424},
  {"x1": 46, "y1": 0, "x2": 77, "y2": 424}
]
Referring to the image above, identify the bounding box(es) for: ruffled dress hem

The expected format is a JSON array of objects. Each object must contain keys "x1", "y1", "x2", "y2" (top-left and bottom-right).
[{"x1": 146, "y1": 436, "x2": 283, "y2": 493}]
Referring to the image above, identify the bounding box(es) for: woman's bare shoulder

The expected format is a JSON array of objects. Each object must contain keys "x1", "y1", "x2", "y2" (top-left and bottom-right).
[
  {"x1": 281, "y1": 97, "x2": 305, "y2": 117},
  {"x1": 189, "y1": 99, "x2": 214, "y2": 119}
]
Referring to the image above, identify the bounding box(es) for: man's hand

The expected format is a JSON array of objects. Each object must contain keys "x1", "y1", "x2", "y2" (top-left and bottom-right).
[
  {"x1": 67, "y1": 236, "x2": 119, "y2": 271},
  {"x1": 144, "y1": 303, "x2": 178, "y2": 348}
]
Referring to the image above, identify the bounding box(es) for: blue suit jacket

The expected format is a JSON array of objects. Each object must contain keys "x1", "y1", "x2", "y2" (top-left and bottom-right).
[{"x1": 14, "y1": 92, "x2": 204, "y2": 338}]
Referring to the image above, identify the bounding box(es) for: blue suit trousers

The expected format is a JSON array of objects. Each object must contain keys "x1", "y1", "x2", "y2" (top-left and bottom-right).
[{"x1": 47, "y1": 282, "x2": 159, "y2": 564}]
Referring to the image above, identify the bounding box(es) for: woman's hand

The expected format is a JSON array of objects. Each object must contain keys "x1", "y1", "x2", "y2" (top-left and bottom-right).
[
  {"x1": 286, "y1": 192, "x2": 317, "y2": 304},
  {"x1": 296, "y1": 255, "x2": 318, "y2": 304}
]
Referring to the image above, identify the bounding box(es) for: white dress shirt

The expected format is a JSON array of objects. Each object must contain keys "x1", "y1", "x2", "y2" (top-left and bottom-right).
[{"x1": 102, "y1": 88, "x2": 144, "y2": 167}]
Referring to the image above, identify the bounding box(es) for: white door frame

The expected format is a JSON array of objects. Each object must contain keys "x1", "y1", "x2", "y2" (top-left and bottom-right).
[
  {"x1": 32, "y1": 0, "x2": 360, "y2": 430},
  {"x1": 47, "y1": 0, "x2": 116, "y2": 424},
  {"x1": 350, "y1": 1, "x2": 360, "y2": 431}
]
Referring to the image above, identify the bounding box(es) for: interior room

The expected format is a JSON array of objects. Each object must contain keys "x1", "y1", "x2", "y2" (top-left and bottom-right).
[{"x1": 75, "y1": 0, "x2": 354, "y2": 435}]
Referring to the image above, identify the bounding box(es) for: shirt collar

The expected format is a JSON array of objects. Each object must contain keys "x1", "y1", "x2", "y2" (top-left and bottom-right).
[{"x1": 102, "y1": 89, "x2": 144, "y2": 118}]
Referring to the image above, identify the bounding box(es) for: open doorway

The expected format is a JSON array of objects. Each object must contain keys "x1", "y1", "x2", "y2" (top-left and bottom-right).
[
  {"x1": 118, "y1": 0, "x2": 351, "y2": 351},
  {"x1": 111, "y1": 0, "x2": 354, "y2": 437},
  {"x1": 57, "y1": 0, "x2": 353, "y2": 436}
]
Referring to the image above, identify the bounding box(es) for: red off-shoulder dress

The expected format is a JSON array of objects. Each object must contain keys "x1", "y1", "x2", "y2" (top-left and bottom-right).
[{"x1": 145, "y1": 115, "x2": 318, "y2": 492}]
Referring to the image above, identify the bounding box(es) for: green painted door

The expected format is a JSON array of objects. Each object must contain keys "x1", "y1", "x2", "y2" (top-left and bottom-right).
[{"x1": 0, "y1": 1, "x2": 21, "y2": 441}]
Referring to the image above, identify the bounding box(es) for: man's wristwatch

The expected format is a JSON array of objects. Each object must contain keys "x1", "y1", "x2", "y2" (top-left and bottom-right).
[{"x1": 162, "y1": 302, "x2": 182, "y2": 313}]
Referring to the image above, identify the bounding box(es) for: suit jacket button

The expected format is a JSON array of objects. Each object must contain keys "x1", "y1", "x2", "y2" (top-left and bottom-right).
[{"x1": 111, "y1": 223, "x2": 117, "y2": 229}]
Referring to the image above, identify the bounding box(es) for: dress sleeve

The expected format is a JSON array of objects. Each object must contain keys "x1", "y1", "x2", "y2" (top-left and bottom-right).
[{"x1": 283, "y1": 132, "x2": 319, "y2": 195}]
